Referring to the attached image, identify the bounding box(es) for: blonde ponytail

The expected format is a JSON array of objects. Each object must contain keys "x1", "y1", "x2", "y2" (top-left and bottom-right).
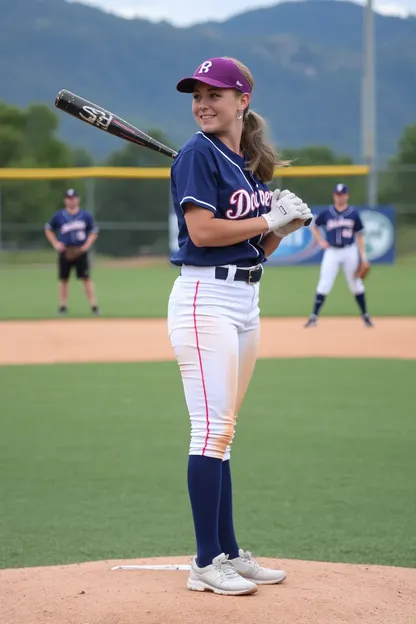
[{"x1": 223, "y1": 57, "x2": 289, "y2": 183}]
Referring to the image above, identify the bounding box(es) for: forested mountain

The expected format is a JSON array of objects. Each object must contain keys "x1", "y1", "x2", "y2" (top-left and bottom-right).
[{"x1": 1, "y1": 0, "x2": 416, "y2": 160}]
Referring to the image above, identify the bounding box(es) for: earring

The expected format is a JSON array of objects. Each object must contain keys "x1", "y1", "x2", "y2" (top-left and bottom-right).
[{"x1": 237, "y1": 111, "x2": 243, "y2": 120}]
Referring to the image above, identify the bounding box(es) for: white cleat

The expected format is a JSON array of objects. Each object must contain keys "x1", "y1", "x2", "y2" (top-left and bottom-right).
[
  {"x1": 187, "y1": 553, "x2": 258, "y2": 596},
  {"x1": 230, "y1": 549, "x2": 287, "y2": 585}
]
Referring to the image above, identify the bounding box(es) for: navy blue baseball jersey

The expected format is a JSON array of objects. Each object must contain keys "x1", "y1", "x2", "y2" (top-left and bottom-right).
[
  {"x1": 314, "y1": 205, "x2": 364, "y2": 248},
  {"x1": 45, "y1": 209, "x2": 98, "y2": 246},
  {"x1": 170, "y1": 131, "x2": 273, "y2": 267}
]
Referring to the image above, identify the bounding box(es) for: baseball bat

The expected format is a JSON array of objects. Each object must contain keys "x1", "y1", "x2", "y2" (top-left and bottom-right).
[
  {"x1": 54, "y1": 89, "x2": 311, "y2": 225},
  {"x1": 55, "y1": 89, "x2": 178, "y2": 159}
]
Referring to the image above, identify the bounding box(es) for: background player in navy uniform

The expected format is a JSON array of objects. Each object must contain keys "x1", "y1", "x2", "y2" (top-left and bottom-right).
[
  {"x1": 168, "y1": 56, "x2": 312, "y2": 596},
  {"x1": 44, "y1": 188, "x2": 100, "y2": 315},
  {"x1": 304, "y1": 183, "x2": 373, "y2": 327}
]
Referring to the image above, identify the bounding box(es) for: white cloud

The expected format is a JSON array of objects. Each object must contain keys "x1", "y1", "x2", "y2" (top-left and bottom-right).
[
  {"x1": 68, "y1": 0, "x2": 416, "y2": 24},
  {"x1": 69, "y1": 0, "x2": 271, "y2": 25},
  {"x1": 372, "y1": 0, "x2": 410, "y2": 15}
]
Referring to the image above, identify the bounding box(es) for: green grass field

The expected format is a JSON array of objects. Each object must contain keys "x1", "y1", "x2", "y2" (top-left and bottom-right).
[
  {"x1": 0, "y1": 256, "x2": 415, "y2": 319},
  {"x1": 1, "y1": 359, "x2": 415, "y2": 570},
  {"x1": 1, "y1": 254, "x2": 415, "y2": 573}
]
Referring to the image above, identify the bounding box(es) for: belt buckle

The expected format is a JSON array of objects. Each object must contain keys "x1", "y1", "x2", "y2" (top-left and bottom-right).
[{"x1": 248, "y1": 267, "x2": 258, "y2": 284}]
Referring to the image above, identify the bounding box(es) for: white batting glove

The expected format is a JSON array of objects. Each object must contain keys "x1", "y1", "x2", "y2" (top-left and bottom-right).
[
  {"x1": 262, "y1": 189, "x2": 312, "y2": 234},
  {"x1": 277, "y1": 189, "x2": 312, "y2": 222},
  {"x1": 262, "y1": 188, "x2": 304, "y2": 232},
  {"x1": 273, "y1": 200, "x2": 313, "y2": 238}
]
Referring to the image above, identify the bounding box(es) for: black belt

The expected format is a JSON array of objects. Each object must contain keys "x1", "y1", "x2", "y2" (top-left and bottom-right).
[
  {"x1": 331, "y1": 243, "x2": 353, "y2": 249},
  {"x1": 215, "y1": 266, "x2": 263, "y2": 284}
]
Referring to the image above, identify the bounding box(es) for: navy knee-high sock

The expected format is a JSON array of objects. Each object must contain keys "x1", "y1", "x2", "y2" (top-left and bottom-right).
[
  {"x1": 355, "y1": 293, "x2": 368, "y2": 315},
  {"x1": 187, "y1": 455, "x2": 222, "y2": 568},
  {"x1": 313, "y1": 293, "x2": 326, "y2": 316},
  {"x1": 218, "y1": 460, "x2": 239, "y2": 560}
]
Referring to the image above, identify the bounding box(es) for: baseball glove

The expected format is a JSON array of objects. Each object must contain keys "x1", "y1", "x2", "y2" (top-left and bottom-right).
[
  {"x1": 355, "y1": 260, "x2": 371, "y2": 280},
  {"x1": 64, "y1": 246, "x2": 85, "y2": 261}
]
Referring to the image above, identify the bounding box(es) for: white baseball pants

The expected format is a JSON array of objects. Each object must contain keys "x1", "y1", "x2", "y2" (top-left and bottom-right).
[
  {"x1": 317, "y1": 244, "x2": 365, "y2": 295},
  {"x1": 168, "y1": 265, "x2": 260, "y2": 461}
]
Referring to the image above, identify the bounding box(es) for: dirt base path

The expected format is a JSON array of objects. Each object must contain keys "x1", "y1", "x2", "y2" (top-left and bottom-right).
[
  {"x1": 1, "y1": 317, "x2": 415, "y2": 365},
  {"x1": 1, "y1": 317, "x2": 415, "y2": 623},
  {"x1": 2, "y1": 556, "x2": 415, "y2": 624}
]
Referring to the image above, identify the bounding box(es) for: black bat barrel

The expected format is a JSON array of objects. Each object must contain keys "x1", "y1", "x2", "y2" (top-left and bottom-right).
[{"x1": 55, "y1": 89, "x2": 177, "y2": 158}]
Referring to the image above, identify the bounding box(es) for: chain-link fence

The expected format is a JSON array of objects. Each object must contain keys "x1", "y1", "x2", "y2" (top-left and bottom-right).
[
  {"x1": 0, "y1": 176, "x2": 171, "y2": 257},
  {"x1": 0, "y1": 166, "x2": 415, "y2": 258}
]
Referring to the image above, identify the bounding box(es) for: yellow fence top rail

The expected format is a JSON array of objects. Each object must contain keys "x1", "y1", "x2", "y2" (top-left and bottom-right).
[{"x1": 0, "y1": 164, "x2": 369, "y2": 180}]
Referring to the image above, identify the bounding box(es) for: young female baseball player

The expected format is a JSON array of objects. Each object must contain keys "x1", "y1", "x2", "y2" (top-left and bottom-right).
[
  {"x1": 168, "y1": 57, "x2": 312, "y2": 596},
  {"x1": 304, "y1": 183, "x2": 373, "y2": 328}
]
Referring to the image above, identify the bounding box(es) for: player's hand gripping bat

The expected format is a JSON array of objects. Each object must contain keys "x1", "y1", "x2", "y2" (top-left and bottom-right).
[{"x1": 54, "y1": 89, "x2": 312, "y2": 225}]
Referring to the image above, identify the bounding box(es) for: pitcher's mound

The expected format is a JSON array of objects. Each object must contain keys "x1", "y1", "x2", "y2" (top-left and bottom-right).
[{"x1": 1, "y1": 556, "x2": 415, "y2": 624}]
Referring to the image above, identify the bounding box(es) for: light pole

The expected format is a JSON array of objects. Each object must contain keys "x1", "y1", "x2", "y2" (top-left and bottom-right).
[{"x1": 362, "y1": 0, "x2": 377, "y2": 206}]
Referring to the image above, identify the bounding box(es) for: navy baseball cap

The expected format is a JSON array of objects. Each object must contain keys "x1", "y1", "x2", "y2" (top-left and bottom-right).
[
  {"x1": 65, "y1": 188, "x2": 79, "y2": 198},
  {"x1": 176, "y1": 57, "x2": 252, "y2": 94},
  {"x1": 333, "y1": 183, "x2": 349, "y2": 194}
]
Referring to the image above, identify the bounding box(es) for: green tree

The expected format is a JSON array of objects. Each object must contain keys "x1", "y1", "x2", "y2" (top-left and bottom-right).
[
  {"x1": 379, "y1": 124, "x2": 416, "y2": 208},
  {"x1": 0, "y1": 102, "x2": 26, "y2": 132},
  {"x1": 276, "y1": 145, "x2": 366, "y2": 206},
  {"x1": 0, "y1": 125, "x2": 25, "y2": 166},
  {"x1": 94, "y1": 130, "x2": 173, "y2": 257},
  {"x1": 378, "y1": 124, "x2": 416, "y2": 256},
  {"x1": 0, "y1": 101, "x2": 94, "y2": 249},
  {"x1": 70, "y1": 148, "x2": 94, "y2": 167}
]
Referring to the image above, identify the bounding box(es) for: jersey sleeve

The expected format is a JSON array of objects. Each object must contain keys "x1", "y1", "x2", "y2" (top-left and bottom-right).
[
  {"x1": 45, "y1": 213, "x2": 58, "y2": 231},
  {"x1": 173, "y1": 147, "x2": 218, "y2": 214},
  {"x1": 314, "y1": 211, "x2": 326, "y2": 227},
  {"x1": 86, "y1": 212, "x2": 99, "y2": 235},
  {"x1": 353, "y1": 211, "x2": 364, "y2": 232}
]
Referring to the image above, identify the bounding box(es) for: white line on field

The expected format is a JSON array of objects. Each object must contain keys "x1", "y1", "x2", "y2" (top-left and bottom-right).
[{"x1": 111, "y1": 564, "x2": 191, "y2": 571}]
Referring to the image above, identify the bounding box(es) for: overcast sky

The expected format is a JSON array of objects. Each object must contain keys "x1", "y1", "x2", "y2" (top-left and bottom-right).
[{"x1": 69, "y1": 0, "x2": 416, "y2": 25}]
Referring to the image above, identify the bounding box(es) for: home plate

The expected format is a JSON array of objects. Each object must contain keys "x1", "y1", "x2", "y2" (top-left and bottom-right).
[{"x1": 111, "y1": 564, "x2": 191, "y2": 571}]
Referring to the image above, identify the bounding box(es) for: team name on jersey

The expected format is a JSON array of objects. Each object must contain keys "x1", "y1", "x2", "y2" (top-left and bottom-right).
[
  {"x1": 326, "y1": 217, "x2": 354, "y2": 231},
  {"x1": 226, "y1": 188, "x2": 273, "y2": 220},
  {"x1": 61, "y1": 220, "x2": 87, "y2": 234}
]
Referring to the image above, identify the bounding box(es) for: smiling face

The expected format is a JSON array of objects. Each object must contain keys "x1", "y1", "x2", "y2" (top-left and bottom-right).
[{"x1": 192, "y1": 82, "x2": 250, "y2": 138}]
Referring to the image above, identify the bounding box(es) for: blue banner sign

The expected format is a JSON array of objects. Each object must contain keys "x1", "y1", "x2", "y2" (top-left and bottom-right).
[
  {"x1": 168, "y1": 204, "x2": 396, "y2": 265},
  {"x1": 267, "y1": 206, "x2": 396, "y2": 265}
]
